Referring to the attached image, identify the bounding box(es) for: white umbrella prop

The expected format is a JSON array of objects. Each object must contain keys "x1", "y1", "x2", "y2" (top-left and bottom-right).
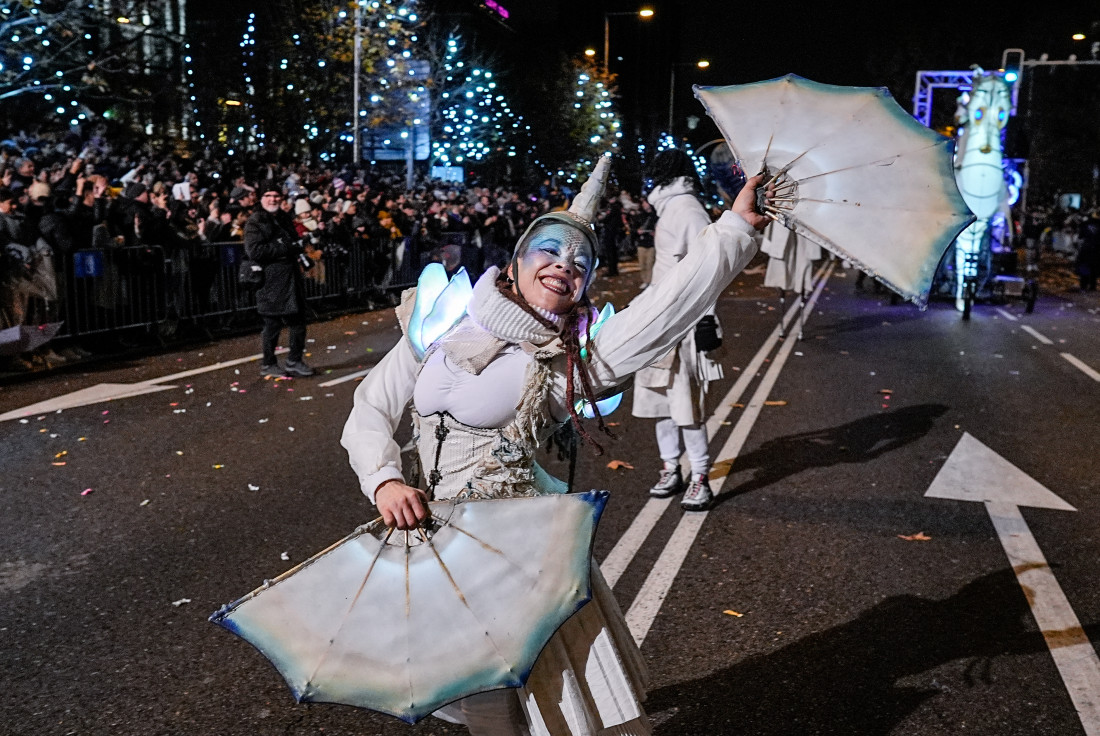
[
  {"x1": 211, "y1": 491, "x2": 608, "y2": 724},
  {"x1": 0, "y1": 321, "x2": 63, "y2": 356},
  {"x1": 695, "y1": 74, "x2": 975, "y2": 306}
]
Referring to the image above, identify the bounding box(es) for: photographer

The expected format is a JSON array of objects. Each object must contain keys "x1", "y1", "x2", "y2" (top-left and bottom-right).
[{"x1": 243, "y1": 185, "x2": 314, "y2": 377}]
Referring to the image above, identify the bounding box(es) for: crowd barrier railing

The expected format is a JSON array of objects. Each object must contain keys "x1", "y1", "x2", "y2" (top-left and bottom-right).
[{"x1": 37, "y1": 238, "x2": 434, "y2": 342}]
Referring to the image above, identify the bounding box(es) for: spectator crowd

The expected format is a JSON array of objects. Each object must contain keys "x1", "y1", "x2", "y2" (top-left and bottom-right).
[{"x1": 0, "y1": 125, "x2": 658, "y2": 372}]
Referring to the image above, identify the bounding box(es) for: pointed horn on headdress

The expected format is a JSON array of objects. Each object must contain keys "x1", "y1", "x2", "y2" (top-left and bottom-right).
[{"x1": 567, "y1": 152, "x2": 612, "y2": 227}]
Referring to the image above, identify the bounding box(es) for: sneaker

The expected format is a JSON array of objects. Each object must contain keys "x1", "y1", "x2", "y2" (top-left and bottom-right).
[
  {"x1": 681, "y1": 473, "x2": 714, "y2": 511},
  {"x1": 283, "y1": 359, "x2": 315, "y2": 377},
  {"x1": 260, "y1": 363, "x2": 284, "y2": 377},
  {"x1": 649, "y1": 462, "x2": 684, "y2": 498}
]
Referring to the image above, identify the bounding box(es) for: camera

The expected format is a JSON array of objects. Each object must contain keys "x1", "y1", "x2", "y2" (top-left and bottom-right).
[{"x1": 297, "y1": 251, "x2": 315, "y2": 270}]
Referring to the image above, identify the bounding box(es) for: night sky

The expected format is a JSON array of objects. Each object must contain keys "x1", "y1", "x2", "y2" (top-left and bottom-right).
[{"x1": 185, "y1": 0, "x2": 1098, "y2": 151}]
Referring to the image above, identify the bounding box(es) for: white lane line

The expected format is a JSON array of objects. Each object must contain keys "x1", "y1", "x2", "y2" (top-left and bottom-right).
[
  {"x1": 318, "y1": 368, "x2": 372, "y2": 387},
  {"x1": 1020, "y1": 325, "x2": 1053, "y2": 345},
  {"x1": 624, "y1": 261, "x2": 835, "y2": 645},
  {"x1": 1062, "y1": 353, "x2": 1100, "y2": 383},
  {"x1": 599, "y1": 262, "x2": 824, "y2": 588},
  {"x1": 147, "y1": 348, "x2": 288, "y2": 384},
  {"x1": 995, "y1": 308, "x2": 1018, "y2": 321},
  {"x1": 987, "y1": 501, "x2": 1100, "y2": 736}
]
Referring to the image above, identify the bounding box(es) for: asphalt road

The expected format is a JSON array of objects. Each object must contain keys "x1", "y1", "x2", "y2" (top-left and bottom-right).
[{"x1": 2, "y1": 254, "x2": 1098, "y2": 736}]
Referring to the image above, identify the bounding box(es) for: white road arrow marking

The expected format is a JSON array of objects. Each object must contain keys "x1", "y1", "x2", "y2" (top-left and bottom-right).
[
  {"x1": 0, "y1": 349, "x2": 286, "y2": 422},
  {"x1": 926, "y1": 432, "x2": 1100, "y2": 736}
]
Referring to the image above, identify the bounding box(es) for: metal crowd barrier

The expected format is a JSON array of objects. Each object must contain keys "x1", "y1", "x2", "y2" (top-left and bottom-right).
[{"x1": 42, "y1": 238, "x2": 437, "y2": 342}]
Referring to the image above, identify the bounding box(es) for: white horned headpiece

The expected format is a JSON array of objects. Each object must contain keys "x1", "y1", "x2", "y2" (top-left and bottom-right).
[{"x1": 511, "y1": 152, "x2": 613, "y2": 291}]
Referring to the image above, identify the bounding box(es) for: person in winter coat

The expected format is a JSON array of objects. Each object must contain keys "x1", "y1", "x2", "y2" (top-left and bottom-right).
[
  {"x1": 243, "y1": 185, "x2": 315, "y2": 377},
  {"x1": 630, "y1": 149, "x2": 726, "y2": 511}
]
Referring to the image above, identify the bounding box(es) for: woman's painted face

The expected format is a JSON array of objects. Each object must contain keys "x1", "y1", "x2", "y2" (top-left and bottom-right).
[{"x1": 511, "y1": 223, "x2": 593, "y2": 315}]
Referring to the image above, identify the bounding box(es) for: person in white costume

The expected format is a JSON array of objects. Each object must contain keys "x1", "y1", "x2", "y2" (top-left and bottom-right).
[
  {"x1": 761, "y1": 220, "x2": 821, "y2": 340},
  {"x1": 340, "y1": 153, "x2": 770, "y2": 736},
  {"x1": 630, "y1": 149, "x2": 728, "y2": 511}
]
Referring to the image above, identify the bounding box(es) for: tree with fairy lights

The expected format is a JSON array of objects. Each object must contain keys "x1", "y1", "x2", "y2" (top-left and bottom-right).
[
  {"x1": 0, "y1": 0, "x2": 186, "y2": 133},
  {"x1": 268, "y1": 0, "x2": 424, "y2": 161},
  {"x1": 561, "y1": 56, "x2": 622, "y2": 182},
  {"x1": 422, "y1": 31, "x2": 529, "y2": 173}
]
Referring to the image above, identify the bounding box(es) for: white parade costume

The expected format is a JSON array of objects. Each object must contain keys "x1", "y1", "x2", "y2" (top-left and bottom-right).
[
  {"x1": 761, "y1": 221, "x2": 821, "y2": 292},
  {"x1": 341, "y1": 193, "x2": 759, "y2": 734},
  {"x1": 631, "y1": 177, "x2": 725, "y2": 428}
]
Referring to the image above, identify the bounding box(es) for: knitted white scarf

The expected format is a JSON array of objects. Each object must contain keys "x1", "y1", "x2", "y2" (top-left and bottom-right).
[{"x1": 441, "y1": 267, "x2": 564, "y2": 375}]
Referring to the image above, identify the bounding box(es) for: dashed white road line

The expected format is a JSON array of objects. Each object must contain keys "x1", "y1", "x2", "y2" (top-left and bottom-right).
[
  {"x1": 1062, "y1": 353, "x2": 1100, "y2": 383},
  {"x1": 1020, "y1": 325, "x2": 1053, "y2": 345},
  {"x1": 318, "y1": 368, "x2": 372, "y2": 387},
  {"x1": 995, "y1": 308, "x2": 1018, "y2": 321}
]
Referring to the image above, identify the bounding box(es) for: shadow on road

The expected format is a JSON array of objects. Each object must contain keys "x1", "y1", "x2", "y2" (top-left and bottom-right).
[
  {"x1": 712, "y1": 404, "x2": 949, "y2": 506},
  {"x1": 647, "y1": 569, "x2": 1092, "y2": 735}
]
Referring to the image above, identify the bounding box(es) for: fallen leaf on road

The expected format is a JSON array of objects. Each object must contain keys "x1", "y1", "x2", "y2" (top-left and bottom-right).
[
  {"x1": 723, "y1": 610, "x2": 744, "y2": 617},
  {"x1": 709, "y1": 459, "x2": 735, "y2": 480},
  {"x1": 898, "y1": 532, "x2": 932, "y2": 541},
  {"x1": 606, "y1": 460, "x2": 634, "y2": 470}
]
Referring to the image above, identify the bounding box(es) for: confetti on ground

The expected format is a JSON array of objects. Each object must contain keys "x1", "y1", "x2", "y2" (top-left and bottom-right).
[
  {"x1": 54, "y1": 451, "x2": 67, "y2": 458},
  {"x1": 51, "y1": 462, "x2": 66, "y2": 466},
  {"x1": 878, "y1": 389, "x2": 893, "y2": 394},
  {"x1": 764, "y1": 400, "x2": 787, "y2": 406},
  {"x1": 78, "y1": 437, "x2": 86, "y2": 441},
  {"x1": 898, "y1": 531, "x2": 932, "y2": 541},
  {"x1": 280, "y1": 552, "x2": 290, "y2": 561},
  {"x1": 81, "y1": 488, "x2": 93, "y2": 496},
  {"x1": 213, "y1": 464, "x2": 224, "y2": 469},
  {"x1": 140, "y1": 499, "x2": 150, "y2": 506},
  {"x1": 723, "y1": 610, "x2": 744, "y2": 617},
  {"x1": 731, "y1": 403, "x2": 745, "y2": 408},
  {"x1": 258, "y1": 418, "x2": 269, "y2": 423},
  {"x1": 171, "y1": 598, "x2": 192, "y2": 607},
  {"x1": 248, "y1": 484, "x2": 260, "y2": 491},
  {"x1": 19, "y1": 419, "x2": 27, "y2": 424},
  {"x1": 288, "y1": 427, "x2": 295, "y2": 432},
  {"x1": 606, "y1": 460, "x2": 634, "y2": 470},
  {"x1": 176, "y1": 450, "x2": 183, "y2": 455}
]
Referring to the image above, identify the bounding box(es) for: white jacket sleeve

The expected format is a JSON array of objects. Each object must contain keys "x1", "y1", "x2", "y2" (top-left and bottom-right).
[
  {"x1": 581, "y1": 210, "x2": 760, "y2": 389},
  {"x1": 340, "y1": 336, "x2": 420, "y2": 504}
]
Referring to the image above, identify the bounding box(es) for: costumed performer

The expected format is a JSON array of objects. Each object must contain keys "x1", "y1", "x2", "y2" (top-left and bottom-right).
[
  {"x1": 340, "y1": 153, "x2": 770, "y2": 735},
  {"x1": 630, "y1": 149, "x2": 728, "y2": 511}
]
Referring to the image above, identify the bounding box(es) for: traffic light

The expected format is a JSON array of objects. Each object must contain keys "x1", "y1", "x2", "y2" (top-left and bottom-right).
[{"x1": 1001, "y1": 48, "x2": 1025, "y2": 84}]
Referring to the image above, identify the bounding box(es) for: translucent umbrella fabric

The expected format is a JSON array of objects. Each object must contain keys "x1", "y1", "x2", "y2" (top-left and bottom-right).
[
  {"x1": 211, "y1": 491, "x2": 608, "y2": 724},
  {"x1": 695, "y1": 74, "x2": 975, "y2": 305},
  {"x1": 0, "y1": 322, "x2": 63, "y2": 356}
]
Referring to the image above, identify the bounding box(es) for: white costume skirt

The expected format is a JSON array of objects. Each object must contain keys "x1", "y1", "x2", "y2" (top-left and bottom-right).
[{"x1": 434, "y1": 565, "x2": 651, "y2": 736}]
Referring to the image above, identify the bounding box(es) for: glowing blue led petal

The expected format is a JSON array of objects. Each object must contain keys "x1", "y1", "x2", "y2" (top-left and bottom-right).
[
  {"x1": 577, "y1": 391, "x2": 623, "y2": 419},
  {"x1": 579, "y1": 301, "x2": 615, "y2": 362},
  {"x1": 408, "y1": 264, "x2": 457, "y2": 359},
  {"x1": 414, "y1": 267, "x2": 472, "y2": 358}
]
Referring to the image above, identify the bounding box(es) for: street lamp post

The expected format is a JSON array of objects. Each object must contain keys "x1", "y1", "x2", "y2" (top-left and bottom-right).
[
  {"x1": 603, "y1": 7, "x2": 654, "y2": 74},
  {"x1": 352, "y1": 0, "x2": 362, "y2": 163},
  {"x1": 668, "y1": 60, "x2": 709, "y2": 134}
]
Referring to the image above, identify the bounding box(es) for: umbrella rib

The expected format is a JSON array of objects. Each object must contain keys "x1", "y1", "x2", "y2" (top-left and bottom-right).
[
  {"x1": 444, "y1": 520, "x2": 542, "y2": 581},
  {"x1": 793, "y1": 140, "x2": 948, "y2": 185},
  {"x1": 424, "y1": 538, "x2": 521, "y2": 678},
  {"x1": 301, "y1": 526, "x2": 396, "y2": 695}
]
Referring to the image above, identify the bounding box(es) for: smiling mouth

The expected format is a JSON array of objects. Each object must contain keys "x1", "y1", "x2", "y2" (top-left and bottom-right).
[{"x1": 539, "y1": 276, "x2": 570, "y2": 295}]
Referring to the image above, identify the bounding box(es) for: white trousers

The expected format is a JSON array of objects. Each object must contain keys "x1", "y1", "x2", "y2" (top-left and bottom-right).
[{"x1": 655, "y1": 418, "x2": 709, "y2": 475}]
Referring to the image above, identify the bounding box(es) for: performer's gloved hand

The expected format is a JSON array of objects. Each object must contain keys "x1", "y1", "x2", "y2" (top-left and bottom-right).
[
  {"x1": 732, "y1": 174, "x2": 773, "y2": 232},
  {"x1": 375, "y1": 479, "x2": 430, "y2": 529}
]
